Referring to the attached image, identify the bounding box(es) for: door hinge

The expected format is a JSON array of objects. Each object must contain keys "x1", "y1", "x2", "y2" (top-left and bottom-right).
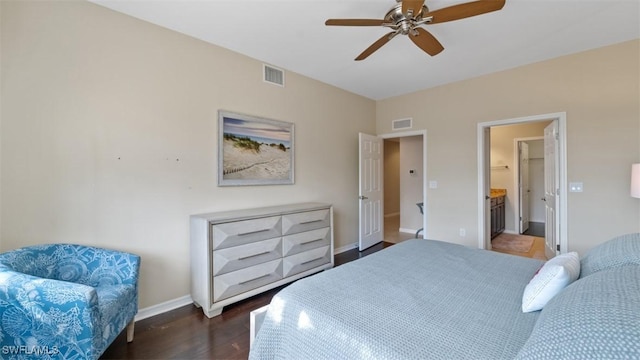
[{"x1": 557, "y1": 244, "x2": 560, "y2": 251}]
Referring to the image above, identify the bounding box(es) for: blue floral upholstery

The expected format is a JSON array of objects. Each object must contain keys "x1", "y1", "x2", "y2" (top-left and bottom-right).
[{"x1": 0, "y1": 244, "x2": 140, "y2": 359}]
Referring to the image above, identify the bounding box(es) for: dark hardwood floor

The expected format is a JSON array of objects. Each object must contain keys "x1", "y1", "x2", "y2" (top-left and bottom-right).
[{"x1": 100, "y1": 242, "x2": 393, "y2": 360}]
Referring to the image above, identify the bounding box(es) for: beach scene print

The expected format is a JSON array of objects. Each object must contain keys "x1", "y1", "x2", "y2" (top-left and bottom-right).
[{"x1": 221, "y1": 114, "x2": 293, "y2": 183}]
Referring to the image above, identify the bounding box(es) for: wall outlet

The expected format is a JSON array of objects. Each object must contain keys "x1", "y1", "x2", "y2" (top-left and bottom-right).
[{"x1": 459, "y1": 228, "x2": 466, "y2": 237}]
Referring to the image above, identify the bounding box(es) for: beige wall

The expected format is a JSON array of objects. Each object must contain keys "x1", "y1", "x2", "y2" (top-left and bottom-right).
[
  {"x1": 490, "y1": 121, "x2": 549, "y2": 233},
  {"x1": 1, "y1": 1, "x2": 375, "y2": 308},
  {"x1": 377, "y1": 40, "x2": 640, "y2": 255}
]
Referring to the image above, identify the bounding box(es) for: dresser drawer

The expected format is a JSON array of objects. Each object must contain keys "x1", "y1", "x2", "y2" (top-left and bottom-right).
[
  {"x1": 282, "y1": 209, "x2": 331, "y2": 235},
  {"x1": 212, "y1": 216, "x2": 282, "y2": 250},
  {"x1": 282, "y1": 227, "x2": 331, "y2": 257},
  {"x1": 213, "y1": 259, "x2": 282, "y2": 302},
  {"x1": 213, "y1": 237, "x2": 282, "y2": 276},
  {"x1": 282, "y1": 245, "x2": 331, "y2": 278}
]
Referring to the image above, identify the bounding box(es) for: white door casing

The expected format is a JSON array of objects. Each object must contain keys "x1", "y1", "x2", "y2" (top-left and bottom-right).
[
  {"x1": 359, "y1": 133, "x2": 384, "y2": 251},
  {"x1": 519, "y1": 142, "x2": 530, "y2": 233},
  {"x1": 544, "y1": 121, "x2": 560, "y2": 259},
  {"x1": 378, "y1": 129, "x2": 428, "y2": 242},
  {"x1": 478, "y1": 112, "x2": 567, "y2": 253},
  {"x1": 483, "y1": 127, "x2": 492, "y2": 249}
]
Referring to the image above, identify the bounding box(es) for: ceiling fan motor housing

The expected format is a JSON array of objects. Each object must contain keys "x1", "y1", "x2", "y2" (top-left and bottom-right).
[{"x1": 385, "y1": 3, "x2": 433, "y2": 34}]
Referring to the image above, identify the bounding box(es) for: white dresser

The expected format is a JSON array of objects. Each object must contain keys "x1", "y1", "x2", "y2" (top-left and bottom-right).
[{"x1": 190, "y1": 202, "x2": 334, "y2": 318}]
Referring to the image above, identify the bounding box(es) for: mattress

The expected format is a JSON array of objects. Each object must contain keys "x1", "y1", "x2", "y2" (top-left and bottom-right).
[{"x1": 250, "y1": 239, "x2": 544, "y2": 359}]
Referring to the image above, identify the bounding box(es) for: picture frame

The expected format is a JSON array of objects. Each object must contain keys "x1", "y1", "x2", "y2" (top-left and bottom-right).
[{"x1": 218, "y1": 110, "x2": 295, "y2": 186}]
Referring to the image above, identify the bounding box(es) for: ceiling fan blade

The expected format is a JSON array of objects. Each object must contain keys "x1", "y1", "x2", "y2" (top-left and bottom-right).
[
  {"x1": 410, "y1": 28, "x2": 444, "y2": 56},
  {"x1": 426, "y1": 0, "x2": 506, "y2": 24},
  {"x1": 355, "y1": 32, "x2": 396, "y2": 61},
  {"x1": 402, "y1": 0, "x2": 425, "y2": 17},
  {"x1": 325, "y1": 19, "x2": 385, "y2": 26}
]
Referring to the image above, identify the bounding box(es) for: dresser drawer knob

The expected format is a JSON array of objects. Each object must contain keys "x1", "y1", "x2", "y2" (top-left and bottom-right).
[
  {"x1": 238, "y1": 274, "x2": 271, "y2": 286},
  {"x1": 238, "y1": 229, "x2": 270, "y2": 237},
  {"x1": 238, "y1": 251, "x2": 271, "y2": 261},
  {"x1": 300, "y1": 238, "x2": 324, "y2": 245},
  {"x1": 300, "y1": 257, "x2": 324, "y2": 266},
  {"x1": 300, "y1": 219, "x2": 323, "y2": 225}
]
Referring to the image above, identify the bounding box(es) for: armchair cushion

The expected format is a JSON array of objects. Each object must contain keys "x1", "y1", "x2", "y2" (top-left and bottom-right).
[{"x1": 0, "y1": 244, "x2": 140, "y2": 359}]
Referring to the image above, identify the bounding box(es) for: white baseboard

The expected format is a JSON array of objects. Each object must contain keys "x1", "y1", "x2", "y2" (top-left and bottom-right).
[
  {"x1": 135, "y1": 294, "x2": 193, "y2": 322},
  {"x1": 503, "y1": 230, "x2": 518, "y2": 235},
  {"x1": 399, "y1": 227, "x2": 418, "y2": 234},
  {"x1": 334, "y1": 242, "x2": 358, "y2": 254}
]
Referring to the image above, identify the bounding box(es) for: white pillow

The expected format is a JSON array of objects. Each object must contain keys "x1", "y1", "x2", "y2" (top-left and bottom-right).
[{"x1": 522, "y1": 252, "x2": 580, "y2": 313}]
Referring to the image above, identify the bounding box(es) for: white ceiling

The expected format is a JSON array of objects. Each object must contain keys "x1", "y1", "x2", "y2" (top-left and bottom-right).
[{"x1": 90, "y1": 0, "x2": 640, "y2": 100}]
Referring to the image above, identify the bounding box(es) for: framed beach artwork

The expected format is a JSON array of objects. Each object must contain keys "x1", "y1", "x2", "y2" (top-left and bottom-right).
[{"x1": 218, "y1": 110, "x2": 294, "y2": 186}]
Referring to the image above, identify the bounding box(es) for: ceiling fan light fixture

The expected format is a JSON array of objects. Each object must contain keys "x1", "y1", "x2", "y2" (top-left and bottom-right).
[{"x1": 326, "y1": 0, "x2": 506, "y2": 60}]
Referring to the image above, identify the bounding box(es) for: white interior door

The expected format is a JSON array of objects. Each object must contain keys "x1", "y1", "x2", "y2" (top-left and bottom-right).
[
  {"x1": 483, "y1": 127, "x2": 492, "y2": 248},
  {"x1": 519, "y1": 142, "x2": 530, "y2": 233},
  {"x1": 544, "y1": 121, "x2": 560, "y2": 259},
  {"x1": 359, "y1": 133, "x2": 384, "y2": 251}
]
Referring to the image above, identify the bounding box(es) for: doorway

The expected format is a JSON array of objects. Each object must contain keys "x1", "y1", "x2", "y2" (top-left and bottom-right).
[
  {"x1": 477, "y1": 112, "x2": 567, "y2": 256},
  {"x1": 382, "y1": 135, "x2": 425, "y2": 244},
  {"x1": 358, "y1": 130, "x2": 427, "y2": 251},
  {"x1": 515, "y1": 138, "x2": 545, "y2": 238}
]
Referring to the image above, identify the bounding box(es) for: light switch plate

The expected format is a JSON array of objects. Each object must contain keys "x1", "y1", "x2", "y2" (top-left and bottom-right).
[{"x1": 569, "y1": 182, "x2": 583, "y2": 192}]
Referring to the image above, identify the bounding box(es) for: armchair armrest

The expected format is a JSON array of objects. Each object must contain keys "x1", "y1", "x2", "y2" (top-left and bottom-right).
[
  {"x1": 63, "y1": 246, "x2": 141, "y2": 288},
  {"x1": 0, "y1": 270, "x2": 101, "y2": 359}
]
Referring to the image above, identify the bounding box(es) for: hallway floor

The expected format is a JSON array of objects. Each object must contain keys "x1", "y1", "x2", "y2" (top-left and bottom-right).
[
  {"x1": 384, "y1": 214, "x2": 416, "y2": 244},
  {"x1": 491, "y1": 234, "x2": 547, "y2": 260}
]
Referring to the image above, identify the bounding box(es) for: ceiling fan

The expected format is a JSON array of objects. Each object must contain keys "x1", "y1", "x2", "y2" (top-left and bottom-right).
[{"x1": 325, "y1": 0, "x2": 506, "y2": 60}]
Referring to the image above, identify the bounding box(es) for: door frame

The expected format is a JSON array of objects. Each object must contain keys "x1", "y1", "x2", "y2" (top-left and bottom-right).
[
  {"x1": 477, "y1": 112, "x2": 567, "y2": 252},
  {"x1": 514, "y1": 136, "x2": 544, "y2": 234},
  {"x1": 378, "y1": 129, "x2": 428, "y2": 239}
]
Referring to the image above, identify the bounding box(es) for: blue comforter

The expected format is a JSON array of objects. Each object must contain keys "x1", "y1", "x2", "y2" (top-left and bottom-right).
[{"x1": 250, "y1": 239, "x2": 543, "y2": 359}]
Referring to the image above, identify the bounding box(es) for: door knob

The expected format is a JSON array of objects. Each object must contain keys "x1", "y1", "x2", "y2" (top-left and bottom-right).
[{"x1": 359, "y1": 195, "x2": 368, "y2": 200}]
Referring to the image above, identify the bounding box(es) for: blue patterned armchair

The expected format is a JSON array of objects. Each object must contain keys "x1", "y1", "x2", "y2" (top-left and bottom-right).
[{"x1": 0, "y1": 244, "x2": 140, "y2": 359}]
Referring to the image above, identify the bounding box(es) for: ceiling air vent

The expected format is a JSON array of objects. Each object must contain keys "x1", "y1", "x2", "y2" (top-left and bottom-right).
[
  {"x1": 263, "y1": 64, "x2": 285, "y2": 87},
  {"x1": 392, "y1": 118, "x2": 412, "y2": 131}
]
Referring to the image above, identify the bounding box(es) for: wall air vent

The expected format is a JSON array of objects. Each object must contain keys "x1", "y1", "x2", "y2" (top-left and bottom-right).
[
  {"x1": 392, "y1": 118, "x2": 413, "y2": 131},
  {"x1": 263, "y1": 64, "x2": 285, "y2": 87}
]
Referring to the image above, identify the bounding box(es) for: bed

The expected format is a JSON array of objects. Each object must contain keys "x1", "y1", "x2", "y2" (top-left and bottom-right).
[{"x1": 249, "y1": 235, "x2": 640, "y2": 359}]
